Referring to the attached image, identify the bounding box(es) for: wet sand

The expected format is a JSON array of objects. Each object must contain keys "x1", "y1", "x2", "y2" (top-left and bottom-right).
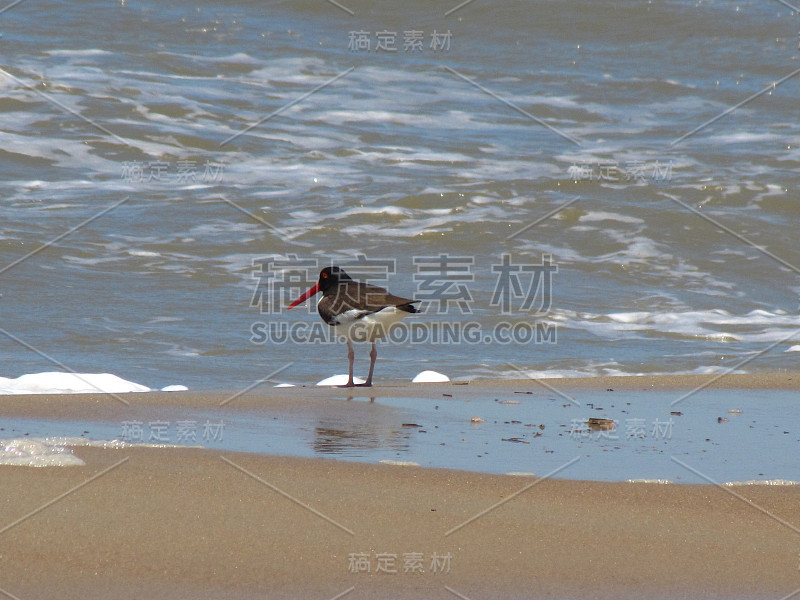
[
  {"x1": 1, "y1": 370, "x2": 800, "y2": 420},
  {"x1": 1, "y1": 374, "x2": 799, "y2": 598}
]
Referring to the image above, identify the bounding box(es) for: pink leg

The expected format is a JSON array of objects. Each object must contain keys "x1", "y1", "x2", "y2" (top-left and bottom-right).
[
  {"x1": 362, "y1": 341, "x2": 377, "y2": 387},
  {"x1": 343, "y1": 339, "x2": 355, "y2": 387}
]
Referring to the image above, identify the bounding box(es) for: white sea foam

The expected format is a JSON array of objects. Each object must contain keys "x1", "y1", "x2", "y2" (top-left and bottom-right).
[
  {"x1": 626, "y1": 479, "x2": 673, "y2": 484},
  {"x1": 551, "y1": 308, "x2": 800, "y2": 343},
  {"x1": 492, "y1": 363, "x2": 748, "y2": 380},
  {"x1": 0, "y1": 372, "x2": 151, "y2": 395},
  {"x1": 379, "y1": 460, "x2": 420, "y2": 467},
  {"x1": 723, "y1": 479, "x2": 799, "y2": 487},
  {"x1": 0, "y1": 436, "x2": 196, "y2": 467},
  {"x1": 578, "y1": 211, "x2": 644, "y2": 224},
  {"x1": 0, "y1": 437, "x2": 129, "y2": 467},
  {"x1": 0, "y1": 373, "x2": 186, "y2": 395},
  {"x1": 0, "y1": 438, "x2": 86, "y2": 467},
  {"x1": 316, "y1": 374, "x2": 366, "y2": 386},
  {"x1": 708, "y1": 132, "x2": 779, "y2": 144},
  {"x1": 44, "y1": 49, "x2": 114, "y2": 57},
  {"x1": 412, "y1": 370, "x2": 450, "y2": 383}
]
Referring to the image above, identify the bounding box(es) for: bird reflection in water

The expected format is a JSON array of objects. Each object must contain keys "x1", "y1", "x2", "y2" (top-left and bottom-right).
[{"x1": 313, "y1": 402, "x2": 412, "y2": 455}]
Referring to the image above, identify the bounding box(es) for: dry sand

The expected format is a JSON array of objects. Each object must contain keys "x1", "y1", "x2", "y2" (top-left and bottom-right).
[{"x1": 1, "y1": 374, "x2": 799, "y2": 599}]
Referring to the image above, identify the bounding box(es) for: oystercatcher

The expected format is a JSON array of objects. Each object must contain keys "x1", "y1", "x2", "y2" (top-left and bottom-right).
[{"x1": 287, "y1": 266, "x2": 419, "y2": 387}]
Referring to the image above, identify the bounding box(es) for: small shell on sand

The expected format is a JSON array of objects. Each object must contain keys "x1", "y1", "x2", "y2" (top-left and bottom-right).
[{"x1": 587, "y1": 417, "x2": 616, "y2": 431}]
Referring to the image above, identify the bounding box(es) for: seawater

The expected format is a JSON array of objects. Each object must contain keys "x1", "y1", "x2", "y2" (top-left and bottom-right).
[{"x1": 0, "y1": 0, "x2": 799, "y2": 389}]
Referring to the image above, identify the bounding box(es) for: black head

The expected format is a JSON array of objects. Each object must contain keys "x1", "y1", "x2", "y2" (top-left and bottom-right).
[{"x1": 318, "y1": 266, "x2": 353, "y2": 294}]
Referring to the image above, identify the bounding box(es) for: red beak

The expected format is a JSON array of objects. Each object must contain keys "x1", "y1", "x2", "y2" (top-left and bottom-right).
[{"x1": 287, "y1": 283, "x2": 320, "y2": 309}]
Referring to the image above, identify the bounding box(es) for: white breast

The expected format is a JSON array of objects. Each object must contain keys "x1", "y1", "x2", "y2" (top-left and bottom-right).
[{"x1": 332, "y1": 306, "x2": 412, "y2": 342}]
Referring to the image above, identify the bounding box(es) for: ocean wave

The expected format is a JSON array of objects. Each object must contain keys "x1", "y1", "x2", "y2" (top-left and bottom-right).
[{"x1": 551, "y1": 308, "x2": 800, "y2": 343}]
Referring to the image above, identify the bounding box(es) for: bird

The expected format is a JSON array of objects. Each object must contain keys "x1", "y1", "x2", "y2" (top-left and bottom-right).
[{"x1": 287, "y1": 266, "x2": 419, "y2": 387}]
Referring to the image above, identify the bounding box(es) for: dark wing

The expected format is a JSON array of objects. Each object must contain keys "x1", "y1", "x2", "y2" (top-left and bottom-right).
[{"x1": 328, "y1": 281, "x2": 419, "y2": 317}]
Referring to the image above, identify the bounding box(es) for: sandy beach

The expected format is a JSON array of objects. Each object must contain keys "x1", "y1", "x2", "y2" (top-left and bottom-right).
[{"x1": 1, "y1": 374, "x2": 799, "y2": 599}]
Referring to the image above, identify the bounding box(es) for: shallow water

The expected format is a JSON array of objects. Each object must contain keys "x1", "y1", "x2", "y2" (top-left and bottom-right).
[
  {"x1": 3, "y1": 388, "x2": 797, "y2": 483},
  {"x1": 1, "y1": 0, "x2": 799, "y2": 390}
]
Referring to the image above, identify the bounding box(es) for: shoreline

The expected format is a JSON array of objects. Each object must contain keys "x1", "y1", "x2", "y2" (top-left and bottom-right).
[{"x1": 1, "y1": 371, "x2": 799, "y2": 419}]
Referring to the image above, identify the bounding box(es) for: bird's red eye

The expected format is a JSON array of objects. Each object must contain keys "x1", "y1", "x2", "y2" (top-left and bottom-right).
[{"x1": 322, "y1": 273, "x2": 328, "y2": 278}]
